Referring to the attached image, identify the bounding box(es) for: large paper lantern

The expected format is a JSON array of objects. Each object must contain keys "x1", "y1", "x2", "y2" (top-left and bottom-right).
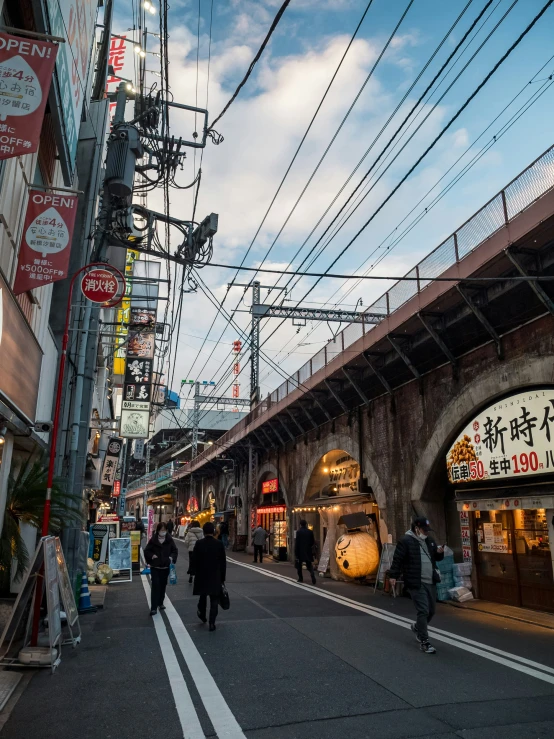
[{"x1": 335, "y1": 531, "x2": 379, "y2": 578}]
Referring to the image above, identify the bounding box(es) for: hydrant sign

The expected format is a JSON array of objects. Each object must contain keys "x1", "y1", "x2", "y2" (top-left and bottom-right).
[
  {"x1": 13, "y1": 189, "x2": 78, "y2": 295},
  {"x1": 0, "y1": 33, "x2": 58, "y2": 159}
]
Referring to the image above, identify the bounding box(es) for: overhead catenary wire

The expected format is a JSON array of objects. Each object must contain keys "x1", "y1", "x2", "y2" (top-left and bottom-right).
[
  {"x1": 207, "y1": 0, "x2": 291, "y2": 132},
  {"x1": 182, "y1": 0, "x2": 516, "y2": 405},
  {"x1": 178, "y1": 0, "x2": 379, "y2": 395}
]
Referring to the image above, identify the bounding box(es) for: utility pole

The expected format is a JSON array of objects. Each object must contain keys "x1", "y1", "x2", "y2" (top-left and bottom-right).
[
  {"x1": 191, "y1": 381, "x2": 201, "y2": 458},
  {"x1": 230, "y1": 282, "x2": 287, "y2": 409}
]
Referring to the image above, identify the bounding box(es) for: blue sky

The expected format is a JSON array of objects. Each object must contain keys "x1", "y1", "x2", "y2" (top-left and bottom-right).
[{"x1": 114, "y1": 0, "x2": 554, "y2": 406}]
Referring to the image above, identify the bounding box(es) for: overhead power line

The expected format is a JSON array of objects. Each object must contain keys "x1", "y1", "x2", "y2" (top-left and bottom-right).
[{"x1": 207, "y1": 0, "x2": 291, "y2": 132}]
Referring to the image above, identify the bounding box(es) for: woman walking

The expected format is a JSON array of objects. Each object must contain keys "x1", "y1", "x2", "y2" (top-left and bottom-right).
[
  {"x1": 184, "y1": 519, "x2": 204, "y2": 584},
  {"x1": 144, "y1": 522, "x2": 178, "y2": 616}
]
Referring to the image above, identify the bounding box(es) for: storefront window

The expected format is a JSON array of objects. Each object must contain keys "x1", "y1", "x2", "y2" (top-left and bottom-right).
[
  {"x1": 513, "y1": 508, "x2": 553, "y2": 588},
  {"x1": 475, "y1": 510, "x2": 517, "y2": 580}
]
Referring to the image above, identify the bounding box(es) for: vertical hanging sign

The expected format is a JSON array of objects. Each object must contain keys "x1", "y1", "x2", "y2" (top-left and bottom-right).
[
  {"x1": 0, "y1": 33, "x2": 58, "y2": 160},
  {"x1": 101, "y1": 437, "x2": 123, "y2": 491},
  {"x1": 13, "y1": 190, "x2": 78, "y2": 295}
]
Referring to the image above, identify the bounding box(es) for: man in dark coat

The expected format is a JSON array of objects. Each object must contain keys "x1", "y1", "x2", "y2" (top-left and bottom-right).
[
  {"x1": 295, "y1": 519, "x2": 317, "y2": 585},
  {"x1": 389, "y1": 516, "x2": 444, "y2": 654},
  {"x1": 144, "y1": 522, "x2": 178, "y2": 615},
  {"x1": 166, "y1": 519, "x2": 174, "y2": 534},
  {"x1": 193, "y1": 522, "x2": 226, "y2": 631}
]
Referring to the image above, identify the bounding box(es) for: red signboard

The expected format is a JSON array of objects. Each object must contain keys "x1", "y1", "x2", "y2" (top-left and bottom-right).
[
  {"x1": 0, "y1": 33, "x2": 58, "y2": 160},
  {"x1": 13, "y1": 190, "x2": 78, "y2": 295},
  {"x1": 262, "y1": 478, "x2": 278, "y2": 495},
  {"x1": 81, "y1": 268, "x2": 120, "y2": 304},
  {"x1": 113, "y1": 480, "x2": 121, "y2": 497}
]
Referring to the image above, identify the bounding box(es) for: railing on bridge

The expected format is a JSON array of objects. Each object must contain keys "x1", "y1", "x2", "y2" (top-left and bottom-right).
[
  {"x1": 187, "y1": 144, "x2": 554, "y2": 471},
  {"x1": 126, "y1": 461, "x2": 175, "y2": 493}
]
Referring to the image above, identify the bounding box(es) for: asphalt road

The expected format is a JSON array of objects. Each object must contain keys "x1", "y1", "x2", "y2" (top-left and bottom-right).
[{"x1": 2, "y1": 543, "x2": 554, "y2": 739}]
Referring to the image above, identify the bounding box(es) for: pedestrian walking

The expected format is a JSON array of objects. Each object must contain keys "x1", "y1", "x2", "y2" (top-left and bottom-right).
[
  {"x1": 144, "y1": 522, "x2": 178, "y2": 616},
  {"x1": 252, "y1": 524, "x2": 268, "y2": 563},
  {"x1": 184, "y1": 519, "x2": 204, "y2": 583},
  {"x1": 219, "y1": 520, "x2": 229, "y2": 549},
  {"x1": 193, "y1": 522, "x2": 226, "y2": 631},
  {"x1": 295, "y1": 519, "x2": 317, "y2": 585},
  {"x1": 388, "y1": 516, "x2": 444, "y2": 654},
  {"x1": 166, "y1": 518, "x2": 174, "y2": 534}
]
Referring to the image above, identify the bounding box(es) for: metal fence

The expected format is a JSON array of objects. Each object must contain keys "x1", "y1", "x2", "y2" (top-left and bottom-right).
[{"x1": 189, "y1": 145, "x2": 554, "y2": 470}]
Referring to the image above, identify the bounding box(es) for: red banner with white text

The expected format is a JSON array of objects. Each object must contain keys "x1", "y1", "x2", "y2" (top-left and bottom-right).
[
  {"x1": 13, "y1": 189, "x2": 78, "y2": 295},
  {"x1": 0, "y1": 32, "x2": 58, "y2": 160}
]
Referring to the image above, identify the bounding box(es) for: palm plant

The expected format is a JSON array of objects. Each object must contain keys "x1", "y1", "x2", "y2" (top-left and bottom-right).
[{"x1": 0, "y1": 456, "x2": 82, "y2": 586}]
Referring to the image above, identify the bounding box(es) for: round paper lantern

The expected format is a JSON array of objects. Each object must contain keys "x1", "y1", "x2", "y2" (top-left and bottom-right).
[{"x1": 335, "y1": 531, "x2": 379, "y2": 578}]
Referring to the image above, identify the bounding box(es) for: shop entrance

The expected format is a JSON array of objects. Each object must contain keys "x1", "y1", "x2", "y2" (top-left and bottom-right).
[
  {"x1": 473, "y1": 508, "x2": 554, "y2": 612},
  {"x1": 257, "y1": 505, "x2": 287, "y2": 559}
]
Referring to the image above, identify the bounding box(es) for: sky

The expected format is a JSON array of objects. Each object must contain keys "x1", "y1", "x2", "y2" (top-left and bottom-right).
[{"x1": 113, "y1": 0, "x2": 554, "y2": 411}]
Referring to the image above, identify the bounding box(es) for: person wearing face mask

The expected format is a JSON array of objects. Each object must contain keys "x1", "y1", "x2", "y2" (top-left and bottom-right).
[
  {"x1": 389, "y1": 517, "x2": 444, "y2": 654},
  {"x1": 144, "y1": 522, "x2": 178, "y2": 616}
]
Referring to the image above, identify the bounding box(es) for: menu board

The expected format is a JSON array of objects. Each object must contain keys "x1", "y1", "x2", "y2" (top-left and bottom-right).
[
  {"x1": 109, "y1": 538, "x2": 132, "y2": 571},
  {"x1": 44, "y1": 537, "x2": 62, "y2": 647},
  {"x1": 55, "y1": 538, "x2": 79, "y2": 627},
  {"x1": 317, "y1": 533, "x2": 331, "y2": 574}
]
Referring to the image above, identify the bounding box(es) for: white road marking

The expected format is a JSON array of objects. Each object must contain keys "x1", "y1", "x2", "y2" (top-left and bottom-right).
[
  {"x1": 163, "y1": 596, "x2": 247, "y2": 739},
  {"x1": 140, "y1": 575, "x2": 205, "y2": 739},
  {"x1": 228, "y1": 558, "x2": 554, "y2": 686}
]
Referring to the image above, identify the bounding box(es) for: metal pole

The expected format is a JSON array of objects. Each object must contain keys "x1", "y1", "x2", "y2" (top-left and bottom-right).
[
  {"x1": 251, "y1": 281, "x2": 260, "y2": 409},
  {"x1": 192, "y1": 382, "x2": 200, "y2": 458},
  {"x1": 66, "y1": 302, "x2": 92, "y2": 499}
]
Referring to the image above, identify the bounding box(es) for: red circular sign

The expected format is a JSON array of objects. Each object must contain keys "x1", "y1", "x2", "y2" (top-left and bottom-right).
[{"x1": 81, "y1": 268, "x2": 123, "y2": 305}]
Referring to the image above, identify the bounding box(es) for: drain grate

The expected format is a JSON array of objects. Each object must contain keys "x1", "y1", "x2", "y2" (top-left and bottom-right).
[{"x1": 0, "y1": 672, "x2": 22, "y2": 712}]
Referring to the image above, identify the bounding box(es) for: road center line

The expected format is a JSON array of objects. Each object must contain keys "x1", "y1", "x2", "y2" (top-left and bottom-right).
[
  {"x1": 228, "y1": 558, "x2": 554, "y2": 685},
  {"x1": 162, "y1": 596, "x2": 247, "y2": 739},
  {"x1": 140, "y1": 575, "x2": 205, "y2": 739}
]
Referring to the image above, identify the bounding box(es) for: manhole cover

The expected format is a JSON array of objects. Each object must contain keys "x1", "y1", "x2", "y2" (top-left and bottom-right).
[{"x1": 0, "y1": 672, "x2": 22, "y2": 712}]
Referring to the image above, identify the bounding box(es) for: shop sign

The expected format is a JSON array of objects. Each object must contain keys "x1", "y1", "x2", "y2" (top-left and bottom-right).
[
  {"x1": 97, "y1": 513, "x2": 119, "y2": 523},
  {"x1": 81, "y1": 268, "x2": 120, "y2": 304},
  {"x1": 130, "y1": 307, "x2": 157, "y2": 326},
  {"x1": 0, "y1": 33, "x2": 58, "y2": 160},
  {"x1": 257, "y1": 505, "x2": 287, "y2": 514},
  {"x1": 447, "y1": 388, "x2": 554, "y2": 484},
  {"x1": 124, "y1": 382, "x2": 152, "y2": 402},
  {"x1": 45, "y1": 0, "x2": 97, "y2": 176},
  {"x1": 120, "y1": 408, "x2": 150, "y2": 439},
  {"x1": 187, "y1": 496, "x2": 199, "y2": 513},
  {"x1": 114, "y1": 250, "x2": 139, "y2": 376},
  {"x1": 127, "y1": 330, "x2": 155, "y2": 359},
  {"x1": 0, "y1": 271, "x2": 42, "y2": 421},
  {"x1": 13, "y1": 190, "x2": 78, "y2": 295},
  {"x1": 101, "y1": 436, "x2": 122, "y2": 488},
  {"x1": 113, "y1": 480, "x2": 121, "y2": 497},
  {"x1": 262, "y1": 478, "x2": 278, "y2": 495},
  {"x1": 457, "y1": 496, "x2": 554, "y2": 512},
  {"x1": 459, "y1": 510, "x2": 472, "y2": 564},
  {"x1": 122, "y1": 399, "x2": 150, "y2": 412}
]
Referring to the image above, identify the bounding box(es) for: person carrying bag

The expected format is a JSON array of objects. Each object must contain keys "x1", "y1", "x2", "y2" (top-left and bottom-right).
[{"x1": 144, "y1": 522, "x2": 178, "y2": 616}]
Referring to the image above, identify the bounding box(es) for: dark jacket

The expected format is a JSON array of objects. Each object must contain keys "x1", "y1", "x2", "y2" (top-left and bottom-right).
[
  {"x1": 389, "y1": 531, "x2": 444, "y2": 589},
  {"x1": 167, "y1": 520, "x2": 174, "y2": 534},
  {"x1": 219, "y1": 521, "x2": 229, "y2": 536},
  {"x1": 144, "y1": 533, "x2": 178, "y2": 569},
  {"x1": 193, "y1": 536, "x2": 226, "y2": 596},
  {"x1": 295, "y1": 526, "x2": 315, "y2": 562}
]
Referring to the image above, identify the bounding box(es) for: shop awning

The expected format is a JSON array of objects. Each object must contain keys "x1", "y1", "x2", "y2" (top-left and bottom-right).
[
  {"x1": 146, "y1": 493, "x2": 174, "y2": 506},
  {"x1": 457, "y1": 495, "x2": 554, "y2": 511},
  {"x1": 293, "y1": 494, "x2": 373, "y2": 512}
]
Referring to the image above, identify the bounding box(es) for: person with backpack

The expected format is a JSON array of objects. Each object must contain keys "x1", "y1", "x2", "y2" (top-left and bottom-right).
[
  {"x1": 389, "y1": 517, "x2": 444, "y2": 654},
  {"x1": 184, "y1": 519, "x2": 204, "y2": 583},
  {"x1": 144, "y1": 522, "x2": 178, "y2": 616}
]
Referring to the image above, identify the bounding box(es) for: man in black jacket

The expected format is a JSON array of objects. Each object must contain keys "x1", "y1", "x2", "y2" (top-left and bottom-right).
[
  {"x1": 193, "y1": 522, "x2": 226, "y2": 631},
  {"x1": 389, "y1": 517, "x2": 444, "y2": 654},
  {"x1": 295, "y1": 520, "x2": 317, "y2": 585}
]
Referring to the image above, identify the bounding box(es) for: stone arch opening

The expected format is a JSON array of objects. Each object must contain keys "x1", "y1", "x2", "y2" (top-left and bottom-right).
[
  {"x1": 254, "y1": 462, "x2": 289, "y2": 559},
  {"x1": 295, "y1": 448, "x2": 381, "y2": 582}
]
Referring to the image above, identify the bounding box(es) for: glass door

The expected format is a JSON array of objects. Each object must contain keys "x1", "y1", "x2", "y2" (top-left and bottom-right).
[
  {"x1": 474, "y1": 510, "x2": 520, "y2": 606},
  {"x1": 513, "y1": 509, "x2": 554, "y2": 612}
]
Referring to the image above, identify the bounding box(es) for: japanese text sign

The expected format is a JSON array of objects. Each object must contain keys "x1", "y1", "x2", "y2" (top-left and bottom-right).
[
  {"x1": 447, "y1": 389, "x2": 554, "y2": 484},
  {"x1": 101, "y1": 437, "x2": 123, "y2": 488},
  {"x1": 262, "y1": 478, "x2": 278, "y2": 495},
  {"x1": 0, "y1": 33, "x2": 58, "y2": 160},
  {"x1": 81, "y1": 268, "x2": 120, "y2": 304},
  {"x1": 13, "y1": 190, "x2": 77, "y2": 295}
]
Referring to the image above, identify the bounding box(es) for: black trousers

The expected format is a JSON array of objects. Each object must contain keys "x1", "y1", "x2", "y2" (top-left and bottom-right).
[
  {"x1": 187, "y1": 551, "x2": 195, "y2": 575},
  {"x1": 296, "y1": 559, "x2": 316, "y2": 583},
  {"x1": 408, "y1": 583, "x2": 436, "y2": 640},
  {"x1": 253, "y1": 544, "x2": 264, "y2": 563},
  {"x1": 198, "y1": 593, "x2": 219, "y2": 624},
  {"x1": 151, "y1": 567, "x2": 169, "y2": 610}
]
